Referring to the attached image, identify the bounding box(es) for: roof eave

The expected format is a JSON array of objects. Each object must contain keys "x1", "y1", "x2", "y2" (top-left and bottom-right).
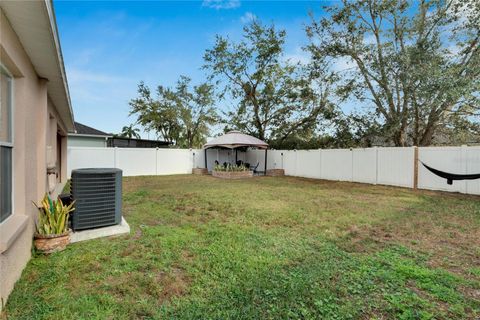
[
  {"x1": 45, "y1": 0, "x2": 75, "y2": 132},
  {"x1": 0, "y1": 0, "x2": 75, "y2": 132},
  {"x1": 204, "y1": 144, "x2": 268, "y2": 149}
]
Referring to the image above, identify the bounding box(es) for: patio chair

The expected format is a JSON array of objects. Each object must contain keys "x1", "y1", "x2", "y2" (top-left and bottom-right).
[{"x1": 250, "y1": 162, "x2": 260, "y2": 174}]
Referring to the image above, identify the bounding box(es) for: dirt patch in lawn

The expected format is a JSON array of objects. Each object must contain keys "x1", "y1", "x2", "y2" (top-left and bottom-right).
[
  {"x1": 340, "y1": 213, "x2": 480, "y2": 279},
  {"x1": 156, "y1": 267, "x2": 191, "y2": 301}
]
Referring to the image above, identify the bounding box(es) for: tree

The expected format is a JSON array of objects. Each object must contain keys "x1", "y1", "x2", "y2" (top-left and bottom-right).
[
  {"x1": 203, "y1": 20, "x2": 334, "y2": 144},
  {"x1": 119, "y1": 124, "x2": 141, "y2": 139},
  {"x1": 307, "y1": 0, "x2": 480, "y2": 146},
  {"x1": 129, "y1": 77, "x2": 218, "y2": 148}
]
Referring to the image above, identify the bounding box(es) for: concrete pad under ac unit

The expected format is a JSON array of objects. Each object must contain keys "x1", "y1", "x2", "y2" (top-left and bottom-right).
[{"x1": 70, "y1": 217, "x2": 130, "y2": 243}]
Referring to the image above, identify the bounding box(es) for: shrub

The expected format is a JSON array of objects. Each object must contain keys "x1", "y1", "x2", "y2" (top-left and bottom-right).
[
  {"x1": 33, "y1": 194, "x2": 75, "y2": 235},
  {"x1": 214, "y1": 164, "x2": 249, "y2": 172}
]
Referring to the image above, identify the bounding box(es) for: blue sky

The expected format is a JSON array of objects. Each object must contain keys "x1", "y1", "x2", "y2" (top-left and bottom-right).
[{"x1": 55, "y1": 0, "x2": 328, "y2": 137}]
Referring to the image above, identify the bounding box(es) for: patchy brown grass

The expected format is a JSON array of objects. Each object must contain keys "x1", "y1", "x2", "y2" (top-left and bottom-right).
[
  {"x1": 6, "y1": 175, "x2": 480, "y2": 319},
  {"x1": 157, "y1": 267, "x2": 191, "y2": 301},
  {"x1": 339, "y1": 201, "x2": 480, "y2": 278}
]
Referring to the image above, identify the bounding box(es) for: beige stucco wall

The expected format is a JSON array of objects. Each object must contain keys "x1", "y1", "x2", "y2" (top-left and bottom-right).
[{"x1": 0, "y1": 8, "x2": 68, "y2": 305}]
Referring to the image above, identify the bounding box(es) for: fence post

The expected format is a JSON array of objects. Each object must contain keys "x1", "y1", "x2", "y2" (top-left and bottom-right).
[
  {"x1": 413, "y1": 146, "x2": 418, "y2": 190},
  {"x1": 318, "y1": 149, "x2": 322, "y2": 180},
  {"x1": 350, "y1": 148, "x2": 354, "y2": 182},
  {"x1": 155, "y1": 148, "x2": 159, "y2": 175},
  {"x1": 294, "y1": 150, "x2": 298, "y2": 176},
  {"x1": 461, "y1": 145, "x2": 468, "y2": 194},
  {"x1": 114, "y1": 147, "x2": 119, "y2": 168}
]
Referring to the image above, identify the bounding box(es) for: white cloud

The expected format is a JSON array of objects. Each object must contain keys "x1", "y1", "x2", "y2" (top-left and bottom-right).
[
  {"x1": 202, "y1": 0, "x2": 240, "y2": 10},
  {"x1": 240, "y1": 12, "x2": 257, "y2": 24},
  {"x1": 73, "y1": 48, "x2": 98, "y2": 66},
  {"x1": 67, "y1": 68, "x2": 127, "y2": 84}
]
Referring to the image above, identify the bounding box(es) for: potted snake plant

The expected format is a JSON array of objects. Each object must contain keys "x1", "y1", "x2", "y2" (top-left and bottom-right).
[{"x1": 33, "y1": 194, "x2": 75, "y2": 253}]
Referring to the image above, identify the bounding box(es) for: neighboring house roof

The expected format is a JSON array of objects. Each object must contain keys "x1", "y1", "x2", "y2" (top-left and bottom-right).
[
  {"x1": 108, "y1": 137, "x2": 170, "y2": 148},
  {"x1": 0, "y1": 0, "x2": 75, "y2": 132},
  {"x1": 71, "y1": 122, "x2": 111, "y2": 137},
  {"x1": 204, "y1": 131, "x2": 268, "y2": 149}
]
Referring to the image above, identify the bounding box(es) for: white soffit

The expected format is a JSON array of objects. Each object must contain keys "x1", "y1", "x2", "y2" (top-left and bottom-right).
[{"x1": 0, "y1": 0, "x2": 75, "y2": 131}]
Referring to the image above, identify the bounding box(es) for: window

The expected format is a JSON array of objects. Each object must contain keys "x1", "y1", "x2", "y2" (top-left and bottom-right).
[{"x1": 0, "y1": 65, "x2": 13, "y2": 223}]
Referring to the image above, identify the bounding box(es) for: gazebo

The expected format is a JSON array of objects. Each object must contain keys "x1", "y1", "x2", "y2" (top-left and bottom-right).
[{"x1": 203, "y1": 131, "x2": 269, "y2": 174}]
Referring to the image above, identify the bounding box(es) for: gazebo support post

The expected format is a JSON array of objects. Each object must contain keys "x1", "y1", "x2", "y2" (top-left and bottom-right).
[
  {"x1": 204, "y1": 148, "x2": 207, "y2": 170},
  {"x1": 235, "y1": 149, "x2": 238, "y2": 164},
  {"x1": 264, "y1": 149, "x2": 268, "y2": 176}
]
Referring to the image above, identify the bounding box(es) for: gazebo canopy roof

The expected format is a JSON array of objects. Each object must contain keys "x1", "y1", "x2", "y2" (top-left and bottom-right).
[{"x1": 204, "y1": 131, "x2": 268, "y2": 149}]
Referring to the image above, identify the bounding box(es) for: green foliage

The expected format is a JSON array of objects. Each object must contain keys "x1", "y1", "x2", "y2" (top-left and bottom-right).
[
  {"x1": 213, "y1": 163, "x2": 248, "y2": 172},
  {"x1": 129, "y1": 76, "x2": 218, "y2": 148},
  {"x1": 203, "y1": 20, "x2": 335, "y2": 144},
  {"x1": 33, "y1": 193, "x2": 75, "y2": 235},
  {"x1": 307, "y1": 0, "x2": 480, "y2": 146},
  {"x1": 119, "y1": 124, "x2": 140, "y2": 139},
  {"x1": 126, "y1": 1, "x2": 478, "y2": 148}
]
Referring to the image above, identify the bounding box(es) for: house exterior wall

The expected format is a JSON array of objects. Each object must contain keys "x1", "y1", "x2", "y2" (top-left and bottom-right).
[
  {"x1": 68, "y1": 135, "x2": 108, "y2": 148},
  {"x1": 0, "y1": 8, "x2": 68, "y2": 305}
]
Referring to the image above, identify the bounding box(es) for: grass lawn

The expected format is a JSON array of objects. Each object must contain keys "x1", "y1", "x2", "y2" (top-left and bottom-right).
[{"x1": 5, "y1": 175, "x2": 480, "y2": 319}]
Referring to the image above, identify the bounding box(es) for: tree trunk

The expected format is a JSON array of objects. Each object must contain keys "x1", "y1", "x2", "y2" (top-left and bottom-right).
[{"x1": 419, "y1": 124, "x2": 436, "y2": 146}]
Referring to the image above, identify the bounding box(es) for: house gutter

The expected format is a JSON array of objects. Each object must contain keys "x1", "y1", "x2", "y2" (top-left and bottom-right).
[{"x1": 45, "y1": 0, "x2": 75, "y2": 132}]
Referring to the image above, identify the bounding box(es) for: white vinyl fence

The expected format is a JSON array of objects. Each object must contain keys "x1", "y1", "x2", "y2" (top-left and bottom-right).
[
  {"x1": 68, "y1": 146, "x2": 480, "y2": 195},
  {"x1": 248, "y1": 147, "x2": 415, "y2": 188},
  {"x1": 418, "y1": 146, "x2": 480, "y2": 195},
  {"x1": 68, "y1": 147, "x2": 203, "y2": 177}
]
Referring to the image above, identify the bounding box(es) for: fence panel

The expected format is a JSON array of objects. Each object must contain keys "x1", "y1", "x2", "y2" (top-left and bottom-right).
[
  {"x1": 321, "y1": 149, "x2": 352, "y2": 181},
  {"x1": 267, "y1": 150, "x2": 283, "y2": 170},
  {"x1": 466, "y1": 147, "x2": 480, "y2": 195},
  {"x1": 116, "y1": 148, "x2": 156, "y2": 176},
  {"x1": 192, "y1": 149, "x2": 204, "y2": 169},
  {"x1": 352, "y1": 148, "x2": 377, "y2": 184},
  {"x1": 282, "y1": 150, "x2": 297, "y2": 176},
  {"x1": 67, "y1": 146, "x2": 480, "y2": 195},
  {"x1": 67, "y1": 147, "x2": 115, "y2": 177},
  {"x1": 157, "y1": 149, "x2": 192, "y2": 175},
  {"x1": 296, "y1": 150, "x2": 321, "y2": 178},
  {"x1": 418, "y1": 147, "x2": 465, "y2": 193},
  {"x1": 376, "y1": 147, "x2": 414, "y2": 188}
]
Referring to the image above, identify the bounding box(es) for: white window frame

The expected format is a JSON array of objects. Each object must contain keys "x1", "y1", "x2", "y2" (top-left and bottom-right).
[{"x1": 0, "y1": 63, "x2": 14, "y2": 224}]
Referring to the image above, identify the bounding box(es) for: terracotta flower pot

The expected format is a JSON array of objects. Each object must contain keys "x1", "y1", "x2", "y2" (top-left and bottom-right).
[{"x1": 34, "y1": 231, "x2": 71, "y2": 254}]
